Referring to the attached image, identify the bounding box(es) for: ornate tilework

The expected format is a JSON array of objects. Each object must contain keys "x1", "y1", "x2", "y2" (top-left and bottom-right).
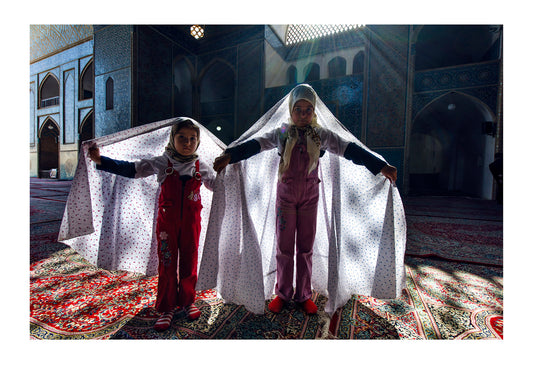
[
  {"x1": 414, "y1": 61, "x2": 500, "y2": 93},
  {"x1": 30, "y1": 25, "x2": 93, "y2": 63},
  {"x1": 413, "y1": 61, "x2": 501, "y2": 118}
]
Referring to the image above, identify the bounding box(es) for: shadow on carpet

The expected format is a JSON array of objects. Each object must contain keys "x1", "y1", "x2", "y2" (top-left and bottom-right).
[
  {"x1": 29, "y1": 179, "x2": 503, "y2": 340},
  {"x1": 111, "y1": 291, "x2": 401, "y2": 340},
  {"x1": 404, "y1": 196, "x2": 502, "y2": 267}
]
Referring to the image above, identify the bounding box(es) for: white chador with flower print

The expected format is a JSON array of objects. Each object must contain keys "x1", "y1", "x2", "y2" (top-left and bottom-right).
[
  {"x1": 59, "y1": 91, "x2": 406, "y2": 317},
  {"x1": 197, "y1": 86, "x2": 407, "y2": 316},
  {"x1": 58, "y1": 117, "x2": 225, "y2": 277}
]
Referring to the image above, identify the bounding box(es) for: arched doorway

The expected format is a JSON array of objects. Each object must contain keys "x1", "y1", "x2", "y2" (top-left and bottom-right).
[
  {"x1": 199, "y1": 59, "x2": 235, "y2": 145},
  {"x1": 79, "y1": 111, "x2": 94, "y2": 150},
  {"x1": 172, "y1": 57, "x2": 194, "y2": 117},
  {"x1": 39, "y1": 119, "x2": 60, "y2": 178},
  {"x1": 80, "y1": 60, "x2": 94, "y2": 100},
  {"x1": 408, "y1": 91, "x2": 496, "y2": 199}
]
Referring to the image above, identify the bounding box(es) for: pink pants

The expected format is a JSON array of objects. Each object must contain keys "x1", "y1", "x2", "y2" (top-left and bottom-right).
[{"x1": 275, "y1": 175, "x2": 320, "y2": 302}]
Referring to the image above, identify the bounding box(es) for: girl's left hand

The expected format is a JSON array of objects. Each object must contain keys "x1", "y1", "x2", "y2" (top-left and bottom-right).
[
  {"x1": 381, "y1": 164, "x2": 397, "y2": 183},
  {"x1": 213, "y1": 154, "x2": 231, "y2": 174}
]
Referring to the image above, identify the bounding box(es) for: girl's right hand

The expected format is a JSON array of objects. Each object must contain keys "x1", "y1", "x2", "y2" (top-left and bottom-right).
[{"x1": 88, "y1": 143, "x2": 102, "y2": 165}]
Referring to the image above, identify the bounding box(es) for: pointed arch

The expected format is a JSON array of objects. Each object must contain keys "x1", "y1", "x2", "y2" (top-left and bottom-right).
[
  {"x1": 198, "y1": 58, "x2": 236, "y2": 103},
  {"x1": 198, "y1": 58, "x2": 236, "y2": 79},
  {"x1": 287, "y1": 65, "x2": 297, "y2": 85},
  {"x1": 173, "y1": 55, "x2": 195, "y2": 89},
  {"x1": 38, "y1": 116, "x2": 60, "y2": 138},
  {"x1": 172, "y1": 56, "x2": 194, "y2": 117},
  {"x1": 353, "y1": 51, "x2": 365, "y2": 74},
  {"x1": 303, "y1": 62, "x2": 320, "y2": 82},
  {"x1": 38, "y1": 117, "x2": 60, "y2": 178},
  {"x1": 408, "y1": 91, "x2": 496, "y2": 198},
  {"x1": 39, "y1": 73, "x2": 60, "y2": 108},
  {"x1": 198, "y1": 58, "x2": 236, "y2": 144},
  {"x1": 412, "y1": 90, "x2": 496, "y2": 125},
  {"x1": 79, "y1": 110, "x2": 94, "y2": 150},
  {"x1": 105, "y1": 77, "x2": 114, "y2": 110},
  {"x1": 328, "y1": 56, "x2": 346, "y2": 78},
  {"x1": 80, "y1": 59, "x2": 94, "y2": 100}
]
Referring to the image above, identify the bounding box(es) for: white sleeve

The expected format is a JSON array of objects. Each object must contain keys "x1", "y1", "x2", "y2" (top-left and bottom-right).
[
  {"x1": 255, "y1": 128, "x2": 281, "y2": 152},
  {"x1": 199, "y1": 160, "x2": 217, "y2": 191},
  {"x1": 318, "y1": 128, "x2": 351, "y2": 156},
  {"x1": 134, "y1": 155, "x2": 167, "y2": 178}
]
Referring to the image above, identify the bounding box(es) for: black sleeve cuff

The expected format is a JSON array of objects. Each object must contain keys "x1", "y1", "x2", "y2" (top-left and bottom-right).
[
  {"x1": 344, "y1": 142, "x2": 387, "y2": 175},
  {"x1": 97, "y1": 156, "x2": 137, "y2": 178},
  {"x1": 225, "y1": 139, "x2": 261, "y2": 164}
]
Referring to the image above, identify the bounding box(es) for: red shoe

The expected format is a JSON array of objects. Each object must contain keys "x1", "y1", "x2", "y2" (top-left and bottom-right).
[
  {"x1": 186, "y1": 304, "x2": 201, "y2": 320},
  {"x1": 154, "y1": 311, "x2": 173, "y2": 331},
  {"x1": 301, "y1": 299, "x2": 317, "y2": 314},
  {"x1": 268, "y1": 296, "x2": 285, "y2": 313}
]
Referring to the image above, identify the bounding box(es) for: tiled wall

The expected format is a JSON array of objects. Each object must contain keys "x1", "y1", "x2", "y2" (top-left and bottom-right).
[
  {"x1": 413, "y1": 60, "x2": 501, "y2": 118},
  {"x1": 30, "y1": 25, "x2": 501, "y2": 196},
  {"x1": 29, "y1": 38, "x2": 94, "y2": 179},
  {"x1": 94, "y1": 25, "x2": 133, "y2": 137}
]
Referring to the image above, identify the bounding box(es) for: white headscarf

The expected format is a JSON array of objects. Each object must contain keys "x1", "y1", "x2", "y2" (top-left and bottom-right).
[
  {"x1": 279, "y1": 84, "x2": 322, "y2": 178},
  {"x1": 288, "y1": 83, "x2": 316, "y2": 111}
]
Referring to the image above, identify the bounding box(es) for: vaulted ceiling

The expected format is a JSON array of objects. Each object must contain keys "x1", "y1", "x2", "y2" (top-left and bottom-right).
[{"x1": 30, "y1": 25, "x2": 93, "y2": 63}]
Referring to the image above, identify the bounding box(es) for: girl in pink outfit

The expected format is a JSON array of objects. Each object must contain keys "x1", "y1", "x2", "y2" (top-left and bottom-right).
[
  {"x1": 88, "y1": 119, "x2": 216, "y2": 330},
  {"x1": 214, "y1": 84, "x2": 397, "y2": 314}
]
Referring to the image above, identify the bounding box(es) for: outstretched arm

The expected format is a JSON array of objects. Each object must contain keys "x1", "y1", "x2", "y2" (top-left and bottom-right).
[
  {"x1": 87, "y1": 143, "x2": 136, "y2": 178},
  {"x1": 213, "y1": 139, "x2": 262, "y2": 174},
  {"x1": 343, "y1": 142, "x2": 397, "y2": 183}
]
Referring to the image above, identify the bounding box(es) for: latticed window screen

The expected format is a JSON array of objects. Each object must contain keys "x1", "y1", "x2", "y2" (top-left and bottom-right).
[{"x1": 286, "y1": 24, "x2": 364, "y2": 45}]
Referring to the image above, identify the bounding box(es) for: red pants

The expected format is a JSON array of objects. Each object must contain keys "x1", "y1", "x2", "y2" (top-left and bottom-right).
[{"x1": 155, "y1": 160, "x2": 203, "y2": 313}]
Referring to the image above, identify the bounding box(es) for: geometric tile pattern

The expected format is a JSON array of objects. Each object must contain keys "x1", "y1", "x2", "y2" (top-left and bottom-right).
[{"x1": 30, "y1": 25, "x2": 93, "y2": 62}]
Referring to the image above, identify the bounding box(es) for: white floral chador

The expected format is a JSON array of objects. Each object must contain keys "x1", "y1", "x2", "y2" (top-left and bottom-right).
[
  {"x1": 58, "y1": 117, "x2": 225, "y2": 276},
  {"x1": 197, "y1": 86, "x2": 407, "y2": 316}
]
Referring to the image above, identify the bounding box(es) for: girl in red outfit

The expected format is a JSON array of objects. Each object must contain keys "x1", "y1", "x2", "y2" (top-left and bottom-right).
[{"x1": 88, "y1": 119, "x2": 216, "y2": 331}]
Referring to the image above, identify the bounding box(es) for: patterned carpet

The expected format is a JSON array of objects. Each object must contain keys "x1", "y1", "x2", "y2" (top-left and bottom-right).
[
  {"x1": 29, "y1": 178, "x2": 503, "y2": 340},
  {"x1": 30, "y1": 248, "x2": 157, "y2": 339},
  {"x1": 404, "y1": 196, "x2": 503, "y2": 267},
  {"x1": 30, "y1": 179, "x2": 73, "y2": 264}
]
